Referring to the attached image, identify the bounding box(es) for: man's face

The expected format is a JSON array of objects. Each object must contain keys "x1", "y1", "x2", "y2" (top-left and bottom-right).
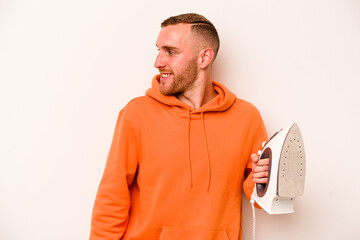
[{"x1": 154, "y1": 23, "x2": 200, "y2": 95}]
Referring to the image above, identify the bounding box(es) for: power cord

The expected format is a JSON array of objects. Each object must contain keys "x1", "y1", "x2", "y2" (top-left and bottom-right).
[{"x1": 250, "y1": 193, "x2": 256, "y2": 240}]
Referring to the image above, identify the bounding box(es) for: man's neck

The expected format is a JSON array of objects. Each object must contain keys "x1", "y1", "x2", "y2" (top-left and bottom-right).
[{"x1": 175, "y1": 76, "x2": 218, "y2": 110}]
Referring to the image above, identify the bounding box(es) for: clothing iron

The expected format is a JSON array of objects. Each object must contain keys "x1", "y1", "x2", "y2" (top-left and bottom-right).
[{"x1": 254, "y1": 123, "x2": 306, "y2": 214}]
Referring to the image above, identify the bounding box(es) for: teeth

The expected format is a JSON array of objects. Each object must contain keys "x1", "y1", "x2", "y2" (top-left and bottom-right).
[{"x1": 161, "y1": 73, "x2": 171, "y2": 78}]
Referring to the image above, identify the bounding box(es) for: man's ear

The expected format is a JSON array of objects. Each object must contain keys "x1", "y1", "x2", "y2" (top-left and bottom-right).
[{"x1": 199, "y1": 48, "x2": 214, "y2": 69}]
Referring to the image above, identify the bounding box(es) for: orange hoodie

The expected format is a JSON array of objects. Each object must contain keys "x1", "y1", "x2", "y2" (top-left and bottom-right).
[{"x1": 90, "y1": 75, "x2": 268, "y2": 240}]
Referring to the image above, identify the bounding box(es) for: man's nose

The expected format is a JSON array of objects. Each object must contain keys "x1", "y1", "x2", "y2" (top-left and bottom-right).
[{"x1": 154, "y1": 53, "x2": 166, "y2": 69}]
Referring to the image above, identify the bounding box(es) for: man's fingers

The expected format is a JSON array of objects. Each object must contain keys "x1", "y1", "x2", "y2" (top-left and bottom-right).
[
  {"x1": 257, "y1": 158, "x2": 270, "y2": 166},
  {"x1": 254, "y1": 165, "x2": 268, "y2": 173},
  {"x1": 253, "y1": 177, "x2": 268, "y2": 184},
  {"x1": 252, "y1": 155, "x2": 270, "y2": 183},
  {"x1": 253, "y1": 170, "x2": 268, "y2": 184},
  {"x1": 253, "y1": 171, "x2": 268, "y2": 179}
]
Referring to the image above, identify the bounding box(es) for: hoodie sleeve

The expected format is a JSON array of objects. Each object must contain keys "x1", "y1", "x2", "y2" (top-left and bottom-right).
[
  {"x1": 90, "y1": 110, "x2": 138, "y2": 240},
  {"x1": 243, "y1": 115, "x2": 268, "y2": 207}
]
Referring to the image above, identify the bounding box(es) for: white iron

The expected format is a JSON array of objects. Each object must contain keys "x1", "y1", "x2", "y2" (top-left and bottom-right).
[{"x1": 254, "y1": 123, "x2": 306, "y2": 214}]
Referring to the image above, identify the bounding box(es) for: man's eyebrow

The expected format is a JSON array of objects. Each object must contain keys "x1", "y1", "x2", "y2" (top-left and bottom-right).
[{"x1": 156, "y1": 45, "x2": 180, "y2": 51}]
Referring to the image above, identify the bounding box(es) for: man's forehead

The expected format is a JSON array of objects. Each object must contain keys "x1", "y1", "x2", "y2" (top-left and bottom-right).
[
  {"x1": 162, "y1": 23, "x2": 192, "y2": 33},
  {"x1": 156, "y1": 23, "x2": 192, "y2": 44}
]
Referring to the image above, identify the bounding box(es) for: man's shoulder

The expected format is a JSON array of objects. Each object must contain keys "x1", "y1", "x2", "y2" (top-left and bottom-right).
[
  {"x1": 230, "y1": 98, "x2": 265, "y2": 127},
  {"x1": 122, "y1": 96, "x2": 151, "y2": 111},
  {"x1": 126, "y1": 96, "x2": 151, "y2": 107},
  {"x1": 120, "y1": 95, "x2": 157, "y2": 117},
  {"x1": 232, "y1": 98, "x2": 262, "y2": 115}
]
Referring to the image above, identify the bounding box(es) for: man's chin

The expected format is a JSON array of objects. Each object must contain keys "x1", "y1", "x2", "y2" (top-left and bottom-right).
[
  {"x1": 159, "y1": 87, "x2": 173, "y2": 95},
  {"x1": 159, "y1": 84, "x2": 179, "y2": 95}
]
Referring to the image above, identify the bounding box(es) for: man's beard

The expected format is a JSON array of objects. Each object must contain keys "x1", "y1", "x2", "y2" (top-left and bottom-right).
[{"x1": 160, "y1": 60, "x2": 198, "y2": 95}]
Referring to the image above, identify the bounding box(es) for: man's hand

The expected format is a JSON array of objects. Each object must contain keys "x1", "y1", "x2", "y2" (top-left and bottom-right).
[{"x1": 251, "y1": 153, "x2": 269, "y2": 184}]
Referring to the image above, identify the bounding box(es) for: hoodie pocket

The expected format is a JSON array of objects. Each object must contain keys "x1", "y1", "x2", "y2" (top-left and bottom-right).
[{"x1": 159, "y1": 227, "x2": 230, "y2": 240}]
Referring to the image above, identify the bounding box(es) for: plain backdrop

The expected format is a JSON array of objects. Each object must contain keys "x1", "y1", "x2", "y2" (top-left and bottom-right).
[{"x1": 1, "y1": 0, "x2": 360, "y2": 239}]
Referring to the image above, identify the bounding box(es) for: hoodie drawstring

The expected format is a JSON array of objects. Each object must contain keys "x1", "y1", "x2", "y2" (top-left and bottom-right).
[
  {"x1": 187, "y1": 109, "x2": 193, "y2": 188},
  {"x1": 201, "y1": 112, "x2": 211, "y2": 193},
  {"x1": 186, "y1": 109, "x2": 211, "y2": 192}
]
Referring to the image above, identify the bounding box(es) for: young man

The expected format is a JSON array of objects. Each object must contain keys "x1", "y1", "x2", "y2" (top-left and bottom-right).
[{"x1": 90, "y1": 13, "x2": 269, "y2": 240}]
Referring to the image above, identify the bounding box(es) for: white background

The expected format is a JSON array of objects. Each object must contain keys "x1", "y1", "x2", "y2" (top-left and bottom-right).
[{"x1": 1, "y1": 0, "x2": 360, "y2": 239}]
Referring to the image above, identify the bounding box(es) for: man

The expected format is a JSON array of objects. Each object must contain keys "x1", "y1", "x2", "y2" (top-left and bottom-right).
[{"x1": 90, "y1": 13, "x2": 269, "y2": 240}]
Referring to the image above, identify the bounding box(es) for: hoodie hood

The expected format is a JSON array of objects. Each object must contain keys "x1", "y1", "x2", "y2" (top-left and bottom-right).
[
  {"x1": 145, "y1": 74, "x2": 236, "y2": 117},
  {"x1": 145, "y1": 74, "x2": 237, "y2": 192}
]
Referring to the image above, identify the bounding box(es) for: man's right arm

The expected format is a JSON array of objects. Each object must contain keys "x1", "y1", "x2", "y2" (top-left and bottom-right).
[{"x1": 90, "y1": 110, "x2": 138, "y2": 240}]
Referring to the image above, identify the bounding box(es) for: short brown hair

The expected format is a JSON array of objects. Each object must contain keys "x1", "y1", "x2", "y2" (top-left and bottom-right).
[{"x1": 161, "y1": 13, "x2": 220, "y2": 58}]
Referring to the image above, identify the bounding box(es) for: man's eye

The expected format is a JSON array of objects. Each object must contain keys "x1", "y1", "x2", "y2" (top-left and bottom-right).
[{"x1": 168, "y1": 50, "x2": 175, "y2": 55}]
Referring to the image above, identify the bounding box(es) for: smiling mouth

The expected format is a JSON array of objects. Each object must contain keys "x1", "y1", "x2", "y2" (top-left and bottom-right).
[
  {"x1": 161, "y1": 73, "x2": 172, "y2": 78},
  {"x1": 160, "y1": 73, "x2": 172, "y2": 82}
]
